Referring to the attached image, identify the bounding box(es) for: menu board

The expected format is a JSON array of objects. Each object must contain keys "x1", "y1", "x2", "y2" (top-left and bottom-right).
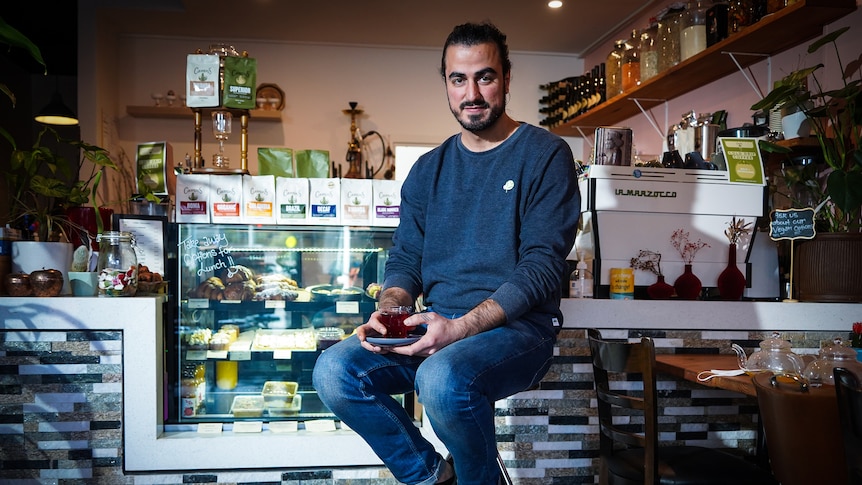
[{"x1": 115, "y1": 214, "x2": 167, "y2": 275}]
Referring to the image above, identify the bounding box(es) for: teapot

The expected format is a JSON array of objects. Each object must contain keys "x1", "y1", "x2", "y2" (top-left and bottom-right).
[
  {"x1": 802, "y1": 338, "x2": 862, "y2": 387},
  {"x1": 732, "y1": 332, "x2": 806, "y2": 376}
]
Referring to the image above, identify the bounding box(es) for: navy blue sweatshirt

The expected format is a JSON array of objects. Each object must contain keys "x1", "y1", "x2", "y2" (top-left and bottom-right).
[{"x1": 383, "y1": 123, "x2": 580, "y2": 331}]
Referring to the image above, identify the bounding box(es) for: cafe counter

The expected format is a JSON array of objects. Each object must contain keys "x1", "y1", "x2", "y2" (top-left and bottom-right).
[
  {"x1": 560, "y1": 298, "x2": 858, "y2": 333},
  {"x1": 0, "y1": 296, "x2": 858, "y2": 481}
]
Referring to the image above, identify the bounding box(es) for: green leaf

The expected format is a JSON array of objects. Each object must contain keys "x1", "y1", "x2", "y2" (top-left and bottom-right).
[
  {"x1": 1, "y1": 83, "x2": 15, "y2": 107},
  {"x1": 807, "y1": 26, "x2": 849, "y2": 54},
  {"x1": 0, "y1": 16, "x2": 46, "y2": 74},
  {"x1": 31, "y1": 175, "x2": 70, "y2": 199},
  {"x1": 827, "y1": 170, "x2": 862, "y2": 214},
  {"x1": 0, "y1": 126, "x2": 16, "y2": 150}
]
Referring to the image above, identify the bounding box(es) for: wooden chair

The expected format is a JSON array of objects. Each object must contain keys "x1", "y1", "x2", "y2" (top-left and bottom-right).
[
  {"x1": 834, "y1": 367, "x2": 862, "y2": 485},
  {"x1": 587, "y1": 328, "x2": 777, "y2": 485}
]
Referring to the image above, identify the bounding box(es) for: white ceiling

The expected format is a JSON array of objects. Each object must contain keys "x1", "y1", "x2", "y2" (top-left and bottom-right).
[{"x1": 96, "y1": 0, "x2": 663, "y2": 57}]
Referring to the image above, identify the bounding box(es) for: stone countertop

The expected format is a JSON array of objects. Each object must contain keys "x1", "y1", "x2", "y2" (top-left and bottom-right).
[{"x1": 560, "y1": 298, "x2": 860, "y2": 332}]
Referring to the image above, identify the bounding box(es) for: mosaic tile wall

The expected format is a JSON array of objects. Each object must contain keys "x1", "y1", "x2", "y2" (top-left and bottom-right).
[{"x1": 0, "y1": 327, "x2": 842, "y2": 484}]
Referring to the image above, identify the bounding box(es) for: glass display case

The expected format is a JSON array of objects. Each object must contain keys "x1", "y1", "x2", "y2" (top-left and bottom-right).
[{"x1": 169, "y1": 224, "x2": 398, "y2": 425}]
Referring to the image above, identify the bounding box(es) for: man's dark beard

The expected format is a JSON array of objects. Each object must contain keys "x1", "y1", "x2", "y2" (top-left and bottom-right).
[{"x1": 453, "y1": 101, "x2": 505, "y2": 132}]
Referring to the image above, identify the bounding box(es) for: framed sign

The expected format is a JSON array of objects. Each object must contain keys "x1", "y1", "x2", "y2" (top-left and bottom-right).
[
  {"x1": 719, "y1": 137, "x2": 766, "y2": 185},
  {"x1": 112, "y1": 214, "x2": 168, "y2": 276},
  {"x1": 769, "y1": 208, "x2": 816, "y2": 241}
]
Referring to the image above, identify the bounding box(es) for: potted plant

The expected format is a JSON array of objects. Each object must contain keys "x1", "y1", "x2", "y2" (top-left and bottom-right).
[
  {"x1": 5, "y1": 127, "x2": 115, "y2": 241},
  {"x1": 751, "y1": 26, "x2": 862, "y2": 302},
  {"x1": 2, "y1": 16, "x2": 116, "y2": 292}
]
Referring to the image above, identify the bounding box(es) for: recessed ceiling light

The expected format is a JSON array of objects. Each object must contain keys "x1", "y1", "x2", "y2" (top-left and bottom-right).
[{"x1": 548, "y1": 0, "x2": 563, "y2": 8}]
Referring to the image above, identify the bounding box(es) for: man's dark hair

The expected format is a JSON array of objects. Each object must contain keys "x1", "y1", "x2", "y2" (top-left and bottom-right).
[{"x1": 440, "y1": 22, "x2": 511, "y2": 78}]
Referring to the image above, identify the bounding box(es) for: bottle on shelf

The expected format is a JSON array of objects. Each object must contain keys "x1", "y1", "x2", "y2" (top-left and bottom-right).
[
  {"x1": 680, "y1": 0, "x2": 708, "y2": 61},
  {"x1": 706, "y1": 1, "x2": 730, "y2": 47},
  {"x1": 598, "y1": 63, "x2": 606, "y2": 104},
  {"x1": 605, "y1": 40, "x2": 627, "y2": 99},
  {"x1": 639, "y1": 19, "x2": 660, "y2": 83},
  {"x1": 621, "y1": 29, "x2": 641, "y2": 93}
]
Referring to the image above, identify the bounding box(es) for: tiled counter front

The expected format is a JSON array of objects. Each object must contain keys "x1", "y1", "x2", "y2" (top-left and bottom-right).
[{"x1": 1, "y1": 298, "x2": 859, "y2": 484}]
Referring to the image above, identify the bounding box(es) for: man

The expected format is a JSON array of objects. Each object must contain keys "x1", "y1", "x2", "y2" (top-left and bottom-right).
[{"x1": 313, "y1": 22, "x2": 580, "y2": 485}]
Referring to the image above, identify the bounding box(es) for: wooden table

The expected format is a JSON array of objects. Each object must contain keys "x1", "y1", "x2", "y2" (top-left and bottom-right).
[{"x1": 655, "y1": 354, "x2": 756, "y2": 396}]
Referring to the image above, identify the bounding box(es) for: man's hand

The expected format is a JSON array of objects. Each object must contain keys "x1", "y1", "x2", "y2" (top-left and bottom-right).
[{"x1": 362, "y1": 299, "x2": 506, "y2": 356}]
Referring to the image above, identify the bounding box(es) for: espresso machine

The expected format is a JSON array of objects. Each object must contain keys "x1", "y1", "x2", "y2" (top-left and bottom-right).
[{"x1": 576, "y1": 164, "x2": 771, "y2": 298}]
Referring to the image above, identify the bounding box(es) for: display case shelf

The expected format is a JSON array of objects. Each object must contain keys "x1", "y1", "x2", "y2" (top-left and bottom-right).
[
  {"x1": 550, "y1": 0, "x2": 856, "y2": 137},
  {"x1": 126, "y1": 105, "x2": 282, "y2": 121}
]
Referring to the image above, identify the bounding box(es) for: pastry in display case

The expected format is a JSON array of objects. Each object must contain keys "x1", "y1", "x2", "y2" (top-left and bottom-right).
[{"x1": 168, "y1": 224, "x2": 403, "y2": 425}]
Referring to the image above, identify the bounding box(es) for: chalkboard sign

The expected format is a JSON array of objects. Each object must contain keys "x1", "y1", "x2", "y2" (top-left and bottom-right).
[
  {"x1": 769, "y1": 208, "x2": 816, "y2": 241},
  {"x1": 179, "y1": 232, "x2": 235, "y2": 277}
]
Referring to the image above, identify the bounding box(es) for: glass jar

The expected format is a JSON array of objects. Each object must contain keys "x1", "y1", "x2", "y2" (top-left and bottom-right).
[
  {"x1": 657, "y1": 8, "x2": 683, "y2": 72},
  {"x1": 680, "y1": 0, "x2": 708, "y2": 61},
  {"x1": 96, "y1": 231, "x2": 138, "y2": 297},
  {"x1": 639, "y1": 20, "x2": 660, "y2": 82},
  {"x1": 729, "y1": 0, "x2": 749, "y2": 33},
  {"x1": 605, "y1": 40, "x2": 627, "y2": 99},
  {"x1": 621, "y1": 30, "x2": 641, "y2": 93}
]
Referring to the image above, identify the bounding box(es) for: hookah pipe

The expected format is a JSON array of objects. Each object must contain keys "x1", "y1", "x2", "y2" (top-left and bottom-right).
[
  {"x1": 341, "y1": 102, "x2": 393, "y2": 179},
  {"x1": 343, "y1": 102, "x2": 364, "y2": 178}
]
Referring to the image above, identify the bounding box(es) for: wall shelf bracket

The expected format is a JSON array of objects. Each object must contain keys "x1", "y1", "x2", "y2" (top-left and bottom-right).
[
  {"x1": 722, "y1": 51, "x2": 772, "y2": 99},
  {"x1": 631, "y1": 98, "x2": 668, "y2": 143}
]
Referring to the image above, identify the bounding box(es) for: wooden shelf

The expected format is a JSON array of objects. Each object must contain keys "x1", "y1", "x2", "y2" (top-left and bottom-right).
[
  {"x1": 126, "y1": 105, "x2": 282, "y2": 122},
  {"x1": 550, "y1": 0, "x2": 856, "y2": 138}
]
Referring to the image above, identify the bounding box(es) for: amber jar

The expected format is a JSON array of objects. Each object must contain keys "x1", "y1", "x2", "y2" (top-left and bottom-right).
[
  {"x1": 729, "y1": 0, "x2": 750, "y2": 33},
  {"x1": 621, "y1": 30, "x2": 641, "y2": 92}
]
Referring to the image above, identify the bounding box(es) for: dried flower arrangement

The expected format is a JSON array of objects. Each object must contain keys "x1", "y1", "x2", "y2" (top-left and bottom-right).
[
  {"x1": 671, "y1": 229, "x2": 710, "y2": 264},
  {"x1": 630, "y1": 250, "x2": 663, "y2": 276},
  {"x1": 724, "y1": 216, "x2": 753, "y2": 245}
]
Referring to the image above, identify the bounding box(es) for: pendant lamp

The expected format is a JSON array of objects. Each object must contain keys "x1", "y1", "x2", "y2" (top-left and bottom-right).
[{"x1": 35, "y1": 78, "x2": 78, "y2": 126}]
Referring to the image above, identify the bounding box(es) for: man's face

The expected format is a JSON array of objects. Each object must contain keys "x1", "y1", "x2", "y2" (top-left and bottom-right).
[{"x1": 443, "y1": 42, "x2": 509, "y2": 133}]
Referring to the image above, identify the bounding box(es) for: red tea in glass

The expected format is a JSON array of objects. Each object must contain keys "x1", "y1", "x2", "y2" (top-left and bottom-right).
[{"x1": 380, "y1": 306, "x2": 412, "y2": 338}]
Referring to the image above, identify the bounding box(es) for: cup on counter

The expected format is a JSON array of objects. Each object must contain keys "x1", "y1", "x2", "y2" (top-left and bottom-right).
[
  {"x1": 69, "y1": 271, "x2": 99, "y2": 296},
  {"x1": 316, "y1": 327, "x2": 345, "y2": 350},
  {"x1": 379, "y1": 305, "x2": 414, "y2": 338}
]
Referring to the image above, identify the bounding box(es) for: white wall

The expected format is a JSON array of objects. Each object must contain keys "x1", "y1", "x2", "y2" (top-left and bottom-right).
[{"x1": 87, "y1": 31, "x2": 583, "y2": 185}]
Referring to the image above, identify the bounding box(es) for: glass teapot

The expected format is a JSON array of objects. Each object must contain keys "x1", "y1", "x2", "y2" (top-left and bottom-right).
[
  {"x1": 802, "y1": 338, "x2": 862, "y2": 387},
  {"x1": 732, "y1": 332, "x2": 806, "y2": 376}
]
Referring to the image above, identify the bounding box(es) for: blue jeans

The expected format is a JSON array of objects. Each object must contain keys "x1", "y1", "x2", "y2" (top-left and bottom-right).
[{"x1": 312, "y1": 318, "x2": 556, "y2": 485}]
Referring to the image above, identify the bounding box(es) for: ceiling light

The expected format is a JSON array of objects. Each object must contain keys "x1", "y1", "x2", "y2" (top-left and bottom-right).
[
  {"x1": 548, "y1": 1, "x2": 563, "y2": 8},
  {"x1": 35, "y1": 80, "x2": 78, "y2": 126}
]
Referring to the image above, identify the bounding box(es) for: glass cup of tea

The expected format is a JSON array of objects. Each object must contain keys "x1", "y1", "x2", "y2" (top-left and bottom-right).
[{"x1": 379, "y1": 306, "x2": 414, "y2": 338}]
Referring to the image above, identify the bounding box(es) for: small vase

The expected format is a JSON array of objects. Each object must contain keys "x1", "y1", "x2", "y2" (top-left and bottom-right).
[
  {"x1": 647, "y1": 275, "x2": 675, "y2": 300},
  {"x1": 673, "y1": 264, "x2": 702, "y2": 300},
  {"x1": 717, "y1": 243, "x2": 746, "y2": 300}
]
